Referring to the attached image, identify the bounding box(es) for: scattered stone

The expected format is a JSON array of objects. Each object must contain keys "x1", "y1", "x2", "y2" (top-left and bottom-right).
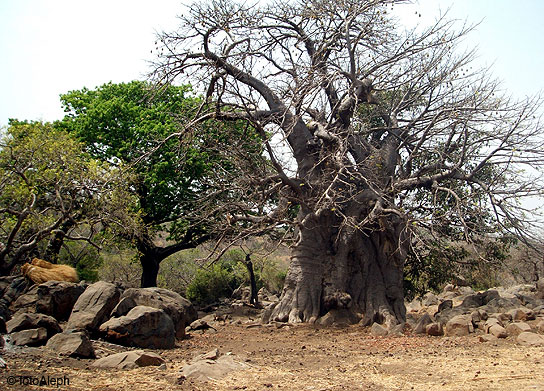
[
  {"x1": 494, "y1": 313, "x2": 512, "y2": 325},
  {"x1": 505, "y1": 322, "x2": 532, "y2": 336},
  {"x1": 488, "y1": 324, "x2": 508, "y2": 338},
  {"x1": 537, "y1": 319, "x2": 544, "y2": 333},
  {"x1": 66, "y1": 281, "x2": 120, "y2": 332},
  {"x1": 425, "y1": 322, "x2": 443, "y2": 336},
  {"x1": 317, "y1": 309, "x2": 360, "y2": 326},
  {"x1": 92, "y1": 350, "x2": 165, "y2": 369},
  {"x1": 508, "y1": 308, "x2": 530, "y2": 322},
  {"x1": 99, "y1": 306, "x2": 175, "y2": 349},
  {"x1": 422, "y1": 292, "x2": 439, "y2": 306},
  {"x1": 536, "y1": 278, "x2": 544, "y2": 300},
  {"x1": 413, "y1": 313, "x2": 432, "y2": 335},
  {"x1": 445, "y1": 315, "x2": 473, "y2": 337},
  {"x1": 118, "y1": 287, "x2": 197, "y2": 339},
  {"x1": 6, "y1": 313, "x2": 61, "y2": 337},
  {"x1": 10, "y1": 327, "x2": 48, "y2": 346},
  {"x1": 437, "y1": 300, "x2": 453, "y2": 313},
  {"x1": 179, "y1": 349, "x2": 249, "y2": 382},
  {"x1": 484, "y1": 318, "x2": 502, "y2": 333},
  {"x1": 186, "y1": 319, "x2": 216, "y2": 332},
  {"x1": 516, "y1": 331, "x2": 544, "y2": 346},
  {"x1": 46, "y1": 330, "x2": 95, "y2": 358},
  {"x1": 478, "y1": 334, "x2": 498, "y2": 343},
  {"x1": 443, "y1": 284, "x2": 455, "y2": 293},
  {"x1": 370, "y1": 323, "x2": 389, "y2": 337}
]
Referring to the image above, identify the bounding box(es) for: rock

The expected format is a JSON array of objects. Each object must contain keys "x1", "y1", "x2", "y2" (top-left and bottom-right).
[
  {"x1": 536, "y1": 278, "x2": 544, "y2": 300},
  {"x1": 25, "y1": 281, "x2": 86, "y2": 321},
  {"x1": 179, "y1": 349, "x2": 249, "y2": 382},
  {"x1": 516, "y1": 331, "x2": 544, "y2": 346},
  {"x1": 110, "y1": 297, "x2": 137, "y2": 318},
  {"x1": 46, "y1": 330, "x2": 95, "y2": 358},
  {"x1": 92, "y1": 350, "x2": 165, "y2": 369},
  {"x1": 66, "y1": 281, "x2": 120, "y2": 332},
  {"x1": 422, "y1": 292, "x2": 439, "y2": 306},
  {"x1": 506, "y1": 322, "x2": 532, "y2": 336},
  {"x1": 478, "y1": 334, "x2": 498, "y2": 343},
  {"x1": 537, "y1": 319, "x2": 544, "y2": 333},
  {"x1": 437, "y1": 300, "x2": 453, "y2": 313},
  {"x1": 470, "y1": 310, "x2": 481, "y2": 326},
  {"x1": 99, "y1": 306, "x2": 175, "y2": 349},
  {"x1": 6, "y1": 313, "x2": 61, "y2": 337},
  {"x1": 413, "y1": 313, "x2": 433, "y2": 335},
  {"x1": 10, "y1": 327, "x2": 48, "y2": 346},
  {"x1": 484, "y1": 318, "x2": 502, "y2": 333},
  {"x1": 118, "y1": 287, "x2": 197, "y2": 339},
  {"x1": 370, "y1": 323, "x2": 389, "y2": 337},
  {"x1": 186, "y1": 319, "x2": 216, "y2": 332},
  {"x1": 1, "y1": 276, "x2": 28, "y2": 313},
  {"x1": 443, "y1": 284, "x2": 456, "y2": 293},
  {"x1": 434, "y1": 306, "x2": 467, "y2": 326},
  {"x1": 488, "y1": 324, "x2": 508, "y2": 338},
  {"x1": 426, "y1": 322, "x2": 444, "y2": 336},
  {"x1": 445, "y1": 315, "x2": 473, "y2": 336},
  {"x1": 483, "y1": 297, "x2": 523, "y2": 313},
  {"x1": 317, "y1": 309, "x2": 360, "y2": 326},
  {"x1": 494, "y1": 312, "x2": 512, "y2": 324},
  {"x1": 461, "y1": 294, "x2": 483, "y2": 308},
  {"x1": 232, "y1": 285, "x2": 251, "y2": 301}
]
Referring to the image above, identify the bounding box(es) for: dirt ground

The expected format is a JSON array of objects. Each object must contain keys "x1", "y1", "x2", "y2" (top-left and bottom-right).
[{"x1": 2, "y1": 322, "x2": 544, "y2": 391}]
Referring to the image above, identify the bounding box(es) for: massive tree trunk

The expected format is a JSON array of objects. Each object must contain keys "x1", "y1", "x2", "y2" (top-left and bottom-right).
[{"x1": 270, "y1": 210, "x2": 407, "y2": 327}]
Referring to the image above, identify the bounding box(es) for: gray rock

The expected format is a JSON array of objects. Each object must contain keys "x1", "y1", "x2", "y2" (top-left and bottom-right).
[
  {"x1": 92, "y1": 350, "x2": 165, "y2": 369},
  {"x1": 99, "y1": 305, "x2": 175, "y2": 349},
  {"x1": 110, "y1": 297, "x2": 137, "y2": 318},
  {"x1": 483, "y1": 297, "x2": 523, "y2": 313},
  {"x1": 46, "y1": 330, "x2": 95, "y2": 358},
  {"x1": 488, "y1": 324, "x2": 507, "y2": 338},
  {"x1": 508, "y1": 308, "x2": 535, "y2": 321},
  {"x1": 536, "y1": 278, "x2": 544, "y2": 300},
  {"x1": 426, "y1": 322, "x2": 444, "y2": 336},
  {"x1": 370, "y1": 322, "x2": 389, "y2": 337},
  {"x1": 422, "y1": 292, "x2": 439, "y2": 306},
  {"x1": 506, "y1": 322, "x2": 532, "y2": 336},
  {"x1": 179, "y1": 350, "x2": 249, "y2": 382},
  {"x1": 10, "y1": 327, "x2": 48, "y2": 346},
  {"x1": 118, "y1": 287, "x2": 197, "y2": 339},
  {"x1": 413, "y1": 313, "x2": 433, "y2": 334},
  {"x1": 517, "y1": 331, "x2": 544, "y2": 346},
  {"x1": 437, "y1": 300, "x2": 453, "y2": 313},
  {"x1": 445, "y1": 315, "x2": 473, "y2": 336},
  {"x1": 316, "y1": 309, "x2": 360, "y2": 326},
  {"x1": 6, "y1": 313, "x2": 61, "y2": 337},
  {"x1": 66, "y1": 281, "x2": 120, "y2": 332}
]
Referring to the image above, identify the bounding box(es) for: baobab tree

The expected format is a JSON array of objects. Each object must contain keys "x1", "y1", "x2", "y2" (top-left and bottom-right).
[{"x1": 152, "y1": 0, "x2": 544, "y2": 326}]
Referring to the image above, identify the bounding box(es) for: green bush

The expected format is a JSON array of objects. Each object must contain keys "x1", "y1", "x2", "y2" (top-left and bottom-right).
[{"x1": 185, "y1": 260, "x2": 244, "y2": 305}]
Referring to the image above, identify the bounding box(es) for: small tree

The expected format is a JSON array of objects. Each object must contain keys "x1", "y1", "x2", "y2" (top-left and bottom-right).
[
  {"x1": 152, "y1": 0, "x2": 544, "y2": 325},
  {"x1": 0, "y1": 121, "x2": 136, "y2": 274},
  {"x1": 58, "y1": 81, "x2": 266, "y2": 287}
]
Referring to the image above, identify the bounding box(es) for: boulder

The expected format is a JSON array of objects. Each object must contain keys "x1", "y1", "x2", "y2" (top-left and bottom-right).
[
  {"x1": 537, "y1": 319, "x2": 544, "y2": 333},
  {"x1": 422, "y1": 292, "x2": 439, "y2": 306},
  {"x1": 516, "y1": 331, "x2": 544, "y2": 346},
  {"x1": 46, "y1": 330, "x2": 95, "y2": 358},
  {"x1": 425, "y1": 322, "x2": 444, "y2": 336},
  {"x1": 66, "y1": 281, "x2": 120, "y2": 332},
  {"x1": 2, "y1": 277, "x2": 29, "y2": 319},
  {"x1": 478, "y1": 334, "x2": 498, "y2": 343},
  {"x1": 370, "y1": 322, "x2": 388, "y2": 337},
  {"x1": 488, "y1": 324, "x2": 508, "y2": 338},
  {"x1": 6, "y1": 313, "x2": 61, "y2": 337},
  {"x1": 117, "y1": 287, "x2": 197, "y2": 339},
  {"x1": 92, "y1": 350, "x2": 165, "y2": 369},
  {"x1": 536, "y1": 278, "x2": 544, "y2": 300},
  {"x1": 10, "y1": 327, "x2": 48, "y2": 346},
  {"x1": 179, "y1": 349, "x2": 249, "y2": 382},
  {"x1": 506, "y1": 322, "x2": 532, "y2": 336},
  {"x1": 445, "y1": 315, "x2": 473, "y2": 336},
  {"x1": 99, "y1": 306, "x2": 175, "y2": 349},
  {"x1": 436, "y1": 300, "x2": 453, "y2": 313},
  {"x1": 507, "y1": 308, "x2": 535, "y2": 321},
  {"x1": 413, "y1": 313, "x2": 433, "y2": 334},
  {"x1": 483, "y1": 297, "x2": 523, "y2": 313},
  {"x1": 316, "y1": 309, "x2": 360, "y2": 326},
  {"x1": 483, "y1": 318, "x2": 502, "y2": 333},
  {"x1": 12, "y1": 281, "x2": 86, "y2": 321}
]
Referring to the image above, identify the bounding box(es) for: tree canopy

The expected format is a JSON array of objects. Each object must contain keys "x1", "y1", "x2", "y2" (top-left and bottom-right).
[
  {"x1": 58, "y1": 80, "x2": 267, "y2": 286},
  {"x1": 150, "y1": 0, "x2": 544, "y2": 325},
  {"x1": 0, "y1": 121, "x2": 136, "y2": 274}
]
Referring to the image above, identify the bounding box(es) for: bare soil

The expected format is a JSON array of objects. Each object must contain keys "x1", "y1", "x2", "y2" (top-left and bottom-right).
[{"x1": 2, "y1": 322, "x2": 544, "y2": 391}]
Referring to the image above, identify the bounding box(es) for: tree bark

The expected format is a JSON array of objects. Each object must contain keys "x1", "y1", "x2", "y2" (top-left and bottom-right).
[
  {"x1": 244, "y1": 254, "x2": 259, "y2": 306},
  {"x1": 270, "y1": 211, "x2": 407, "y2": 327}
]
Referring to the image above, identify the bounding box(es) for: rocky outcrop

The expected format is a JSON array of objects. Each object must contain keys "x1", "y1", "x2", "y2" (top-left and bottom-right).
[
  {"x1": 6, "y1": 313, "x2": 61, "y2": 338},
  {"x1": 11, "y1": 281, "x2": 86, "y2": 321},
  {"x1": 66, "y1": 281, "x2": 120, "y2": 332},
  {"x1": 99, "y1": 306, "x2": 176, "y2": 349},
  {"x1": 46, "y1": 330, "x2": 95, "y2": 358},
  {"x1": 114, "y1": 287, "x2": 197, "y2": 339}
]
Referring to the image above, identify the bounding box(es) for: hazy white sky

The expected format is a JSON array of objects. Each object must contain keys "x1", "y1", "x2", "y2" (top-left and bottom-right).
[{"x1": 1, "y1": 0, "x2": 543, "y2": 127}]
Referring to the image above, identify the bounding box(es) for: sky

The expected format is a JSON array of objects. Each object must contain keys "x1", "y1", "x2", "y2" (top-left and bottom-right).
[{"x1": 1, "y1": 0, "x2": 543, "y2": 127}]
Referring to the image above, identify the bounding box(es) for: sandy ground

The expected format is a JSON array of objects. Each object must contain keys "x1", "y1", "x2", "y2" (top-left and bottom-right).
[{"x1": 2, "y1": 322, "x2": 544, "y2": 391}]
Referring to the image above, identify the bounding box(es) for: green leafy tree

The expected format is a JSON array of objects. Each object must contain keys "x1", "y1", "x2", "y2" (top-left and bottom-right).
[
  {"x1": 58, "y1": 81, "x2": 265, "y2": 287},
  {"x1": 0, "y1": 121, "x2": 136, "y2": 274}
]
